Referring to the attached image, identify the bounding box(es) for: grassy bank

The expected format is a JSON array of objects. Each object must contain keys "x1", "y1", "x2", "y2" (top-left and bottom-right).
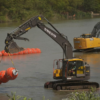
[
  {"x1": 64, "y1": 88, "x2": 100, "y2": 100},
  {"x1": 7, "y1": 88, "x2": 100, "y2": 100}
]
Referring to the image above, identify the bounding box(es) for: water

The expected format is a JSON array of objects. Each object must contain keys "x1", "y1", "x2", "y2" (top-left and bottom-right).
[{"x1": 0, "y1": 18, "x2": 100, "y2": 100}]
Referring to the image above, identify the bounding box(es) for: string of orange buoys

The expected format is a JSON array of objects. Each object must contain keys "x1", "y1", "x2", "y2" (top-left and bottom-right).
[
  {"x1": 0, "y1": 48, "x2": 41, "y2": 83},
  {"x1": 0, "y1": 67, "x2": 18, "y2": 84},
  {"x1": 0, "y1": 48, "x2": 41, "y2": 56}
]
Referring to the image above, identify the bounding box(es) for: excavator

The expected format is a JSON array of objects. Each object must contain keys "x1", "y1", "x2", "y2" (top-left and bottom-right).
[
  {"x1": 74, "y1": 22, "x2": 100, "y2": 52},
  {"x1": 4, "y1": 15, "x2": 99, "y2": 90}
]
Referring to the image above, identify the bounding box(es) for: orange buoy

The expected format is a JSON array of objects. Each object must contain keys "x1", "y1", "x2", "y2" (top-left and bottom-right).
[
  {"x1": 0, "y1": 47, "x2": 41, "y2": 56},
  {"x1": 31, "y1": 48, "x2": 34, "y2": 53},
  {"x1": 1, "y1": 50, "x2": 5, "y2": 54},
  {"x1": 27, "y1": 48, "x2": 32, "y2": 54},
  {"x1": 3, "y1": 52, "x2": 8, "y2": 56},
  {"x1": 5, "y1": 67, "x2": 18, "y2": 80},
  {"x1": 35, "y1": 48, "x2": 41, "y2": 53},
  {"x1": 13, "y1": 52, "x2": 19, "y2": 55},
  {"x1": 0, "y1": 52, "x2": 2, "y2": 56},
  {"x1": 1, "y1": 50, "x2": 5, "y2": 56},
  {"x1": 18, "y1": 51, "x2": 23, "y2": 55},
  {"x1": 18, "y1": 52, "x2": 20, "y2": 55},
  {"x1": 23, "y1": 49, "x2": 28, "y2": 54},
  {"x1": 21, "y1": 51, "x2": 24, "y2": 54},
  {"x1": 31, "y1": 48, "x2": 37, "y2": 53},
  {"x1": 0, "y1": 70, "x2": 9, "y2": 83}
]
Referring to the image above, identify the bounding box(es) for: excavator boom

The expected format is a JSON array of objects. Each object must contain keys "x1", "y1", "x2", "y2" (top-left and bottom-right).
[{"x1": 5, "y1": 15, "x2": 72, "y2": 59}]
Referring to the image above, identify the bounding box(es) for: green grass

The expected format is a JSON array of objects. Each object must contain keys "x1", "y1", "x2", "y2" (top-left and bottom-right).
[
  {"x1": 7, "y1": 92, "x2": 32, "y2": 100},
  {"x1": 7, "y1": 92, "x2": 50, "y2": 100},
  {"x1": 7, "y1": 88, "x2": 100, "y2": 100},
  {"x1": 65, "y1": 88, "x2": 100, "y2": 100}
]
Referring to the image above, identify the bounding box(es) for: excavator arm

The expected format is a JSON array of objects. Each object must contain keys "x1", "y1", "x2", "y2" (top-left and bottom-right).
[
  {"x1": 5, "y1": 15, "x2": 73, "y2": 59},
  {"x1": 91, "y1": 22, "x2": 100, "y2": 37}
]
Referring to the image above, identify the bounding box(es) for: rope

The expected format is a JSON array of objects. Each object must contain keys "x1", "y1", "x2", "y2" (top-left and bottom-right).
[
  {"x1": 0, "y1": 51, "x2": 15, "y2": 68},
  {"x1": 8, "y1": 52, "x2": 15, "y2": 67}
]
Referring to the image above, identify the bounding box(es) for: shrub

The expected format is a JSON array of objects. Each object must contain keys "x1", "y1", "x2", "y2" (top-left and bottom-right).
[{"x1": 64, "y1": 88, "x2": 100, "y2": 100}]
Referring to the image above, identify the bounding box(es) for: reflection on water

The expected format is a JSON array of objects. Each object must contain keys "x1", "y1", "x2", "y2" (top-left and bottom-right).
[
  {"x1": 1, "y1": 55, "x2": 27, "y2": 61},
  {"x1": 0, "y1": 53, "x2": 41, "y2": 62},
  {"x1": 74, "y1": 52, "x2": 100, "y2": 66}
]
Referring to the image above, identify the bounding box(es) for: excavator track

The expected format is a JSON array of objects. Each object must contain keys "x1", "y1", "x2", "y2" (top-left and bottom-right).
[
  {"x1": 44, "y1": 81, "x2": 99, "y2": 90},
  {"x1": 44, "y1": 80, "x2": 63, "y2": 88}
]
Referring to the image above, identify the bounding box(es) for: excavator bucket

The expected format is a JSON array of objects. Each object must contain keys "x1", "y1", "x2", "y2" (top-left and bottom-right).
[{"x1": 5, "y1": 40, "x2": 24, "y2": 53}]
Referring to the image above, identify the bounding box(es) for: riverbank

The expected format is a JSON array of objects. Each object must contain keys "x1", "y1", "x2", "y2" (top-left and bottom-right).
[
  {"x1": 1, "y1": 12, "x2": 100, "y2": 24},
  {"x1": 0, "y1": 11, "x2": 99, "y2": 23},
  {"x1": 1, "y1": 0, "x2": 100, "y2": 23}
]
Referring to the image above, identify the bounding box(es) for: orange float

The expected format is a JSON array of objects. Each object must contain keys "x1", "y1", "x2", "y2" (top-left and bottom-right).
[
  {"x1": 13, "y1": 52, "x2": 19, "y2": 55},
  {"x1": 1, "y1": 50, "x2": 5, "y2": 54},
  {"x1": 0, "y1": 52, "x2": 2, "y2": 56},
  {"x1": 0, "y1": 67, "x2": 18, "y2": 84},
  {"x1": 0, "y1": 70, "x2": 9, "y2": 83},
  {"x1": 3, "y1": 52, "x2": 8, "y2": 56},
  {"x1": 9, "y1": 53, "x2": 13, "y2": 56},
  {"x1": 5, "y1": 67, "x2": 18, "y2": 80},
  {"x1": 1, "y1": 50, "x2": 5, "y2": 56},
  {"x1": 21, "y1": 51, "x2": 24, "y2": 55},
  {"x1": 35, "y1": 48, "x2": 41, "y2": 53},
  {"x1": 0, "y1": 48, "x2": 41, "y2": 56},
  {"x1": 23, "y1": 49, "x2": 28, "y2": 54},
  {"x1": 31, "y1": 48, "x2": 36, "y2": 53},
  {"x1": 18, "y1": 51, "x2": 23, "y2": 55},
  {"x1": 27, "y1": 48, "x2": 32, "y2": 54}
]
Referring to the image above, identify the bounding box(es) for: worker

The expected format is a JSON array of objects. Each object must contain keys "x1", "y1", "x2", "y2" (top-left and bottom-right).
[{"x1": 68, "y1": 62, "x2": 76, "y2": 76}]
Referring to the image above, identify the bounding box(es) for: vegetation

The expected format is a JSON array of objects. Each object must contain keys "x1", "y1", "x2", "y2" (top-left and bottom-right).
[
  {"x1": 65, "y1": 88, "x2": 100, "y2": 100},
  {"x1": 7, "y1": 92, "x2": 32, "y2": 100},
  {"x1": 7, "y1": 88, "x2": 100, "y2": 100},
  {"x1": 0, "y1": 0, "x2": 100, "y2": 22},
  {"x1": 7, "y1": 92, "x2": 49, "y2": 100}
]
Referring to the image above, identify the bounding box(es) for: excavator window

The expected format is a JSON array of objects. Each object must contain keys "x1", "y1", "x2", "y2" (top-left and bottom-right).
[
  {"x1": 80, "y1": 34, "x2": 91, "y2": 38},
  {"x1": 68, "y1": 61, "x2": 84, "y2": 76},
  {"x1": 54, "y1": 59, "x2": 62, "y2": 69}
]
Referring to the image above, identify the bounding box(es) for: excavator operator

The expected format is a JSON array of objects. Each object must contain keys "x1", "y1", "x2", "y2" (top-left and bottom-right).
[{"x1": 68, "y1": 62, "x2": 76, "y2": 76}]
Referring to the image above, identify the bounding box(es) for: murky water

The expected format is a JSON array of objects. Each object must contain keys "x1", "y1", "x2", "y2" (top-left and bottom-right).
[{"x1": 0, "y1": 18, "x2": 100, "y2": 100}]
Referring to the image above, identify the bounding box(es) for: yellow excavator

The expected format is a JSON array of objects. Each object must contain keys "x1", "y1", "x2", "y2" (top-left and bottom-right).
[
  {"x1": 74, "y1": 22, "x2": 100, "y2": 52},
  {"x1": 4, "y1": 15, "x2": 99, "y2": 90}
]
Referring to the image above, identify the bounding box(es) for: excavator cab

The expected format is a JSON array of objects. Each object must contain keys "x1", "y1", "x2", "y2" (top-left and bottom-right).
[
  {"x1": 53, "y1": 58, "x2": 90, "y2": 81},
  {"x1": 80, "y1": 34, "x2": 92, "y2": 38}
]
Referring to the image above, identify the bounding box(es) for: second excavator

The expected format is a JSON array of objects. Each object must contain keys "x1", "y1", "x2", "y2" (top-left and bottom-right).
[
  {"x1": 74, "y1": 22, "x2": 100, "y2": 52},
  {"x1": 4, "y1": 15, "x2": 99, "y2": 90}
]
